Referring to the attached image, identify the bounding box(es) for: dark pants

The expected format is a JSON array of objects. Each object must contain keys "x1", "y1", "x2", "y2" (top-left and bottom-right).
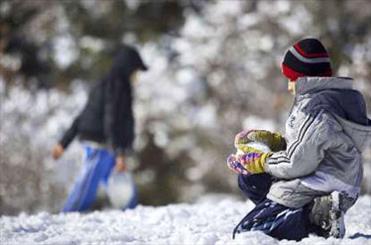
[{"x1": 234, "y1": 174, "x2": 323, "y2": 241}]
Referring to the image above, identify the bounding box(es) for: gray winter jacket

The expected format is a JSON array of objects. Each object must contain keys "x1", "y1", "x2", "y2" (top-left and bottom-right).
[{"x1": 264, "y1": 77, "x2": 371, "y2": 208}]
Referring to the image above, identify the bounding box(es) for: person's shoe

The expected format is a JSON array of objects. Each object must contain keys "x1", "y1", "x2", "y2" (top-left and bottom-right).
[{"x1": 310, "y1": 191, "x2": 354, "y2": 238}]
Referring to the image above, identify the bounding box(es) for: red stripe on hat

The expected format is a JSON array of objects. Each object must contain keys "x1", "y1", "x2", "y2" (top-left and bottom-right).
[
  {"x1": 281, "y1": 64, "x2": 332, "y2": 81},
  {"x1": 294, "y1": 43, "x2": 329, "y2": 58},
  {"x1": 281, "y1": 64, "x2": 305, "y2": 81}
]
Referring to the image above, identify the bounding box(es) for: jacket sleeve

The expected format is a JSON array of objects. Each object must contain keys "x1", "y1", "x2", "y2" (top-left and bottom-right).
[
  {"x1": 59, "y1": 116, "x2": 79, "y2": 149},
  {"x1": 264, "y1": 109, "x2": 334, "y2": 179}
]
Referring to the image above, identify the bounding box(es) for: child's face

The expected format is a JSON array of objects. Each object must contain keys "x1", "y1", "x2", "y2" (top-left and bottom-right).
[{"x1": 288, "y1": 80, "x2": 296, "y2": 95}]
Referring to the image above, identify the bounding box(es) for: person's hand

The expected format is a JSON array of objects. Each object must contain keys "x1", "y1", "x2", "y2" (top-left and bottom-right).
[
  {"x1": 238, "y1": 152, "x2": 272, "y2": 174},
  {"x1": 52, "y1": 144, "x2": 64, "y2": 160},
  {"x1": 234, "y1": 130, "x2": 255, "y2": 147},
  {"x1": 234, "y1": 129, "x2": 287, "y2": 152},
  {"x1": 115, "y1": 155, "x2": 127, "y2": 172},
  {"x1": 226, "y1": 154, "x2": 250, "y2": 175}
]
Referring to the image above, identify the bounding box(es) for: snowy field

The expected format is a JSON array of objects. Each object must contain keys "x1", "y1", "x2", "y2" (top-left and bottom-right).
[{"x1": 1, "y1": 196, "x2": 370, "y2": 245}]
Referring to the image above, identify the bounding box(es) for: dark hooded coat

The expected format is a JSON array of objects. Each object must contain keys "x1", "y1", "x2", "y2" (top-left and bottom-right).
[{"x1": 59, "y1": 46, "x2": 147, "y2": 155}]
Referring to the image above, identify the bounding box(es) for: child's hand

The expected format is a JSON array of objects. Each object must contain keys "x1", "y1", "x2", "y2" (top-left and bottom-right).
[
  {"x1": 234, "y1": 129, "x2": 287, "y2": 152},
  {"x1": 238, "y1": 152, "x2": 272, "y2": 174},
  {"x1": 226, "y1": 154, "x2": 250, "y2": 175},
  {"x1": 234, "y1": 130, "x2": 255, "y2": 147}
]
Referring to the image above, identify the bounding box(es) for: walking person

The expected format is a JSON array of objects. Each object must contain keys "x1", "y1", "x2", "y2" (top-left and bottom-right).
[
  {"x1": 52, "y1": 45, "x2": 148, "y2": 212},
  {"x1": 227, "y1": 38, "x2": 371, "y2": 240}
]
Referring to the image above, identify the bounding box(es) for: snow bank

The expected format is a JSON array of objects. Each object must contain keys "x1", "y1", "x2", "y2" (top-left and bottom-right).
[{"x1": 1, "y1": 196, "x2": 370, "y2": 245}]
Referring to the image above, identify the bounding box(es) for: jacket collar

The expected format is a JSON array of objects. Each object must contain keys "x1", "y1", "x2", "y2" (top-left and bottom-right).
[{"x1": 296, "y1": 77, "x2": 354, "y2": 95}]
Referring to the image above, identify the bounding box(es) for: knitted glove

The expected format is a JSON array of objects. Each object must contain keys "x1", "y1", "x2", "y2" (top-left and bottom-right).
[
  {"x1": 238, "y1": 152, "x2": 273, "y2": 174},
  {"x1": 226, "y1": 154, "x2": 250, "y2": 175},
  {"x1": 234, "y1": 130, "x2": 287, "y2": 152}
]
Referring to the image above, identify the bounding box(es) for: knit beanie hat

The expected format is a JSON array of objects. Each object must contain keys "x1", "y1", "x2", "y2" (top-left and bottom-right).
[{"x1": 281, "y1": 38, "x2": 332, "y2": 81}]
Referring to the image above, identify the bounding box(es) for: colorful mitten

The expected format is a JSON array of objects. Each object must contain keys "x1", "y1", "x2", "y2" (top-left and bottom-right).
[
  {"x1": 227, "y1": 154, "x2": 250, "y2": 175},
  {"x1": 234, "y1": 129, "x2": 287, "y2": 152},
  {"x1": 238, "y1": 152, "x2": 273, "y2": 174}
]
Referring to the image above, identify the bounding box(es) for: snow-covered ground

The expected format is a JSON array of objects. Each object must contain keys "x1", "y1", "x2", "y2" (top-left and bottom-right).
[{"x1": 1, "y1": 196, "x2": 370, "y2": 245}]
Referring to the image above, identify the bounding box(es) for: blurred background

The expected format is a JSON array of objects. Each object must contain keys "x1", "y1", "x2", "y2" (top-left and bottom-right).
[{"x1": 1, "y1": 0, "x2": 371, "y2": 215}]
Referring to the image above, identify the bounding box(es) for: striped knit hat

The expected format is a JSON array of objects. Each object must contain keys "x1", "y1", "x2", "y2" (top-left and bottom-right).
[{"x1": 281, "y1": 38, "x2": 332, "y2": 81}]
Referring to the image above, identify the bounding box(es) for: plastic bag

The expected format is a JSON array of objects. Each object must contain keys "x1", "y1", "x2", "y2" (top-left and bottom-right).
[{"x1": 106, "y1": 171, "x2": 136, "y2": 209}]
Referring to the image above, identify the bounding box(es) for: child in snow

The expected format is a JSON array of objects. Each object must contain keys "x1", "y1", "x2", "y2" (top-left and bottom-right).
[
  {"x1": 227, "y1": 38, "x2": 371, "y2": 240},
  {"x1": 52, "y1": 45, "x2": 148, "y2": 212}
]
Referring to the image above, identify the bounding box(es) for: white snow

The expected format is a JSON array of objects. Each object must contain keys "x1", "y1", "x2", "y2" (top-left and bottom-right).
[{"x1": 1, "y1": 196, "x2": 370, "y2": 245}]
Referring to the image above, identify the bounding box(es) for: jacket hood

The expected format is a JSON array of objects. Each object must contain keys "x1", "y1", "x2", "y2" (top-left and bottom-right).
[
  {"x1": 109, "y1": 45, "x2": 148, "y2": 82},
  {"x1": 297, "y1": 76, "x2": 371, "y2": 151},
  {"x1": 296, "y1": 76, "x2": 353, "y2": 95},
  {"x1": 334, "y1": 114, "x2": 371, "y2": 151}
]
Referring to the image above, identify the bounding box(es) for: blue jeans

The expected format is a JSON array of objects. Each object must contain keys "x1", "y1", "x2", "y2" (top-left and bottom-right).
[
  {"x1": 62, "y1": 146, "x2": 137, "y2": 212},
  {"x1": 234, "y1": 174, "x2": 322, "y2": 241}
]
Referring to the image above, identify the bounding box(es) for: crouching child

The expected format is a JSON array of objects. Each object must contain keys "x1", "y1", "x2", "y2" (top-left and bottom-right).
[{"x1": 227, "y1": 38, "x2": 371, "y2": 241}]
